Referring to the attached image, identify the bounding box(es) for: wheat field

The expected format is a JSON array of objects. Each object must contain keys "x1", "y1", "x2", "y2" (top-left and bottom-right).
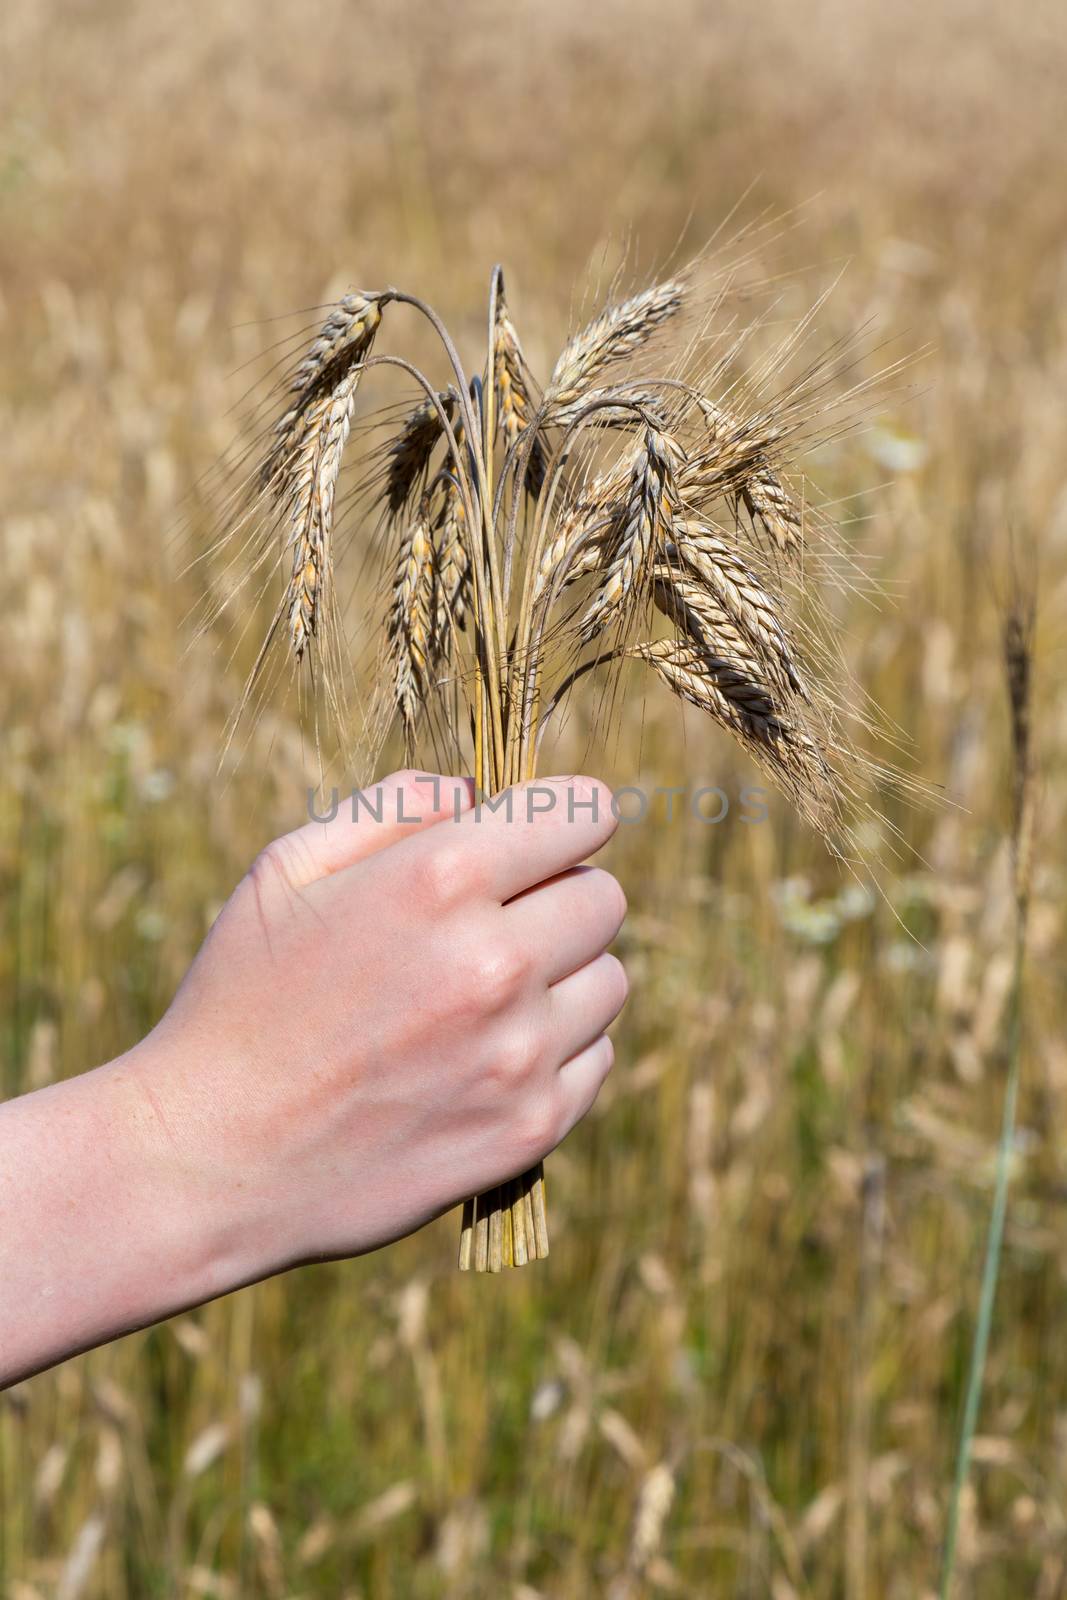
[{"x1": 2, "y1": 1, "x2": 1067, "y2": 1596}]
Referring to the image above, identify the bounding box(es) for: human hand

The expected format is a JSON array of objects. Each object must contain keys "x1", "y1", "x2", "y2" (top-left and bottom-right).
[{"x1": 142, "y1": 770, "x2": 627, "y2": 1281}]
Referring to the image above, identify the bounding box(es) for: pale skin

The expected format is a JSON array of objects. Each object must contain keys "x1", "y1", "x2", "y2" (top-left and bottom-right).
[{"x1": 0, "y1": 772, "x2": 627, "y2": 1389}]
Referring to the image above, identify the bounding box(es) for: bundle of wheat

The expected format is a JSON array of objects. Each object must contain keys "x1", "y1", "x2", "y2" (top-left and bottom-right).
[{"x1": 233, "y1": 262, "x2": 856, "y2": 1271}]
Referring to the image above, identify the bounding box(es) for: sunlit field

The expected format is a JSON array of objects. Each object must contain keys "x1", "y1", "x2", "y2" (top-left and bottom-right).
[{"x1": 2, "y1": 1, "x2": 1067, "y2": 1595}]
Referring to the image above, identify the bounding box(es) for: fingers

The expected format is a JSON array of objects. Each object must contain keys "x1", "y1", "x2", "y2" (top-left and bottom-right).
[
  {"x1": 264, "y1": 772, "x2": 475, "y2": 889},
  {"x1": 548, "y1": 951, "x2": 629, "y2": 1066},
  {"x1": 547, "y1": 957, "x2": 627, "y2": 1146},
  {"x1": 505, "y1": 866, "x2": 627, "y2": 985},
  {"x1": 398, "y1": 776, "x2": 618, "y2": 906},
  {"x1": 554, "y1": 1034, "x2": 616, "y2": 1142}
]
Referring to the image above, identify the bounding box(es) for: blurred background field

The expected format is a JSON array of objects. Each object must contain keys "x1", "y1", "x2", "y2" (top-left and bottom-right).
[{"x1": 2, "y1": 0, "x2": 1067, "y2": 1595}]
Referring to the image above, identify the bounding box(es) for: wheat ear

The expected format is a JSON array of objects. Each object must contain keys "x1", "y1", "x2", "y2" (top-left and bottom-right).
[
  {"x1": 738, "y1": 467, "x2": 803, "y2": 560},
  {"x1": 666, "y1": 520, "x2": 808, "y2": 698},
  {"x1": 635, "y1": 638, "x2": 836, "y2": 831},
  {"x1": 579, "y1": 429, "x2": 684, "y2": 642},
  {"x1": 263, "y1": 293, "x2": 384, "y2": 500},
  {"x1": 434, "y1": 479, "x2": 471, "y2": 637},
  {"x1": 492, "y1": 279, "x2": 547, "y2": 497},
  {"x1": 680, "y1": 401, "x2": 804, "y2": 562},
  {"x1": 384, "y1": 389, "x2": 455, "y2": 518},
  {"x1": 543, "y1": 278, "x2": 687, "y2": 424},
  {"x1": 285, "y1": 364, "x2": 360, "y2": 662},
  {"x1": 262, "y1": 293, "x2": 386, "y2": 661},
  {"x1": 388, "y1": 492, "x2": 436, "y2": 736}
]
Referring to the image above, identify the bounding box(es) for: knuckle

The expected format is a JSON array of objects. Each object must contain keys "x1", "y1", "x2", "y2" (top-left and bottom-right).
[
  {"x1": 563, "y1": 1036, "x2": 615, "y2": 1132},
  {"x1": 383, "y1": 767, "x2": 421, "y2": 815},
  {"x1": 442, "y1": 931, "x2": 489, "y2": 1018},
  {"x1": 578, "y1": 1037, "x2": 615, "y2": 1119},
  {"x1": 420, "y1": 840, "x2": 474, "y2": 910},
  {"x1": 513, "y1": 1095, "x2": 558, "y2": 1165},
  {"x1": 390, "y1": 768, "x2": 440, "y2": 811},
  {"x1": 487, "y1": 1025, "x2": 541, "y2": 1089},
  {"x1": 473, "y1": 940, "x2": 529, "y2": 1011}
]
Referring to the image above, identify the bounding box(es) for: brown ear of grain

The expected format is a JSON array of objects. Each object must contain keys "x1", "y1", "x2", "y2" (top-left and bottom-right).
[
  {"x1": 579, "y1": 428, "x2": 685, "y2": 643},
  {"x1": 543, "y1": 277, "x2": 688, "y2": 423},
  {"x1": 492, "y1": 283, "x2": 548, "y2": 497},
  {"x1": 388, "y1": 493, "x2": 436, "y2": 737},
  {"x1": 634, "y1": 638, "x2": 838, "y2": 834}
]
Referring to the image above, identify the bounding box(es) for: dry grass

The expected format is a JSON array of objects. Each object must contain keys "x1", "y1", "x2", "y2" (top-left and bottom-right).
[{"x1": 2, "y1": 0, "x2": 1067, "y2": 1593}]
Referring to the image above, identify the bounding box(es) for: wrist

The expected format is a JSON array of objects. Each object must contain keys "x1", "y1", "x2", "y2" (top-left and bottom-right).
[{"x1": 119, "y1": 1025, "x2": 285, "y2": 1302}]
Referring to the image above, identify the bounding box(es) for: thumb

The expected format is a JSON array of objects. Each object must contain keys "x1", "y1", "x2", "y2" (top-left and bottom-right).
[{"x1": 268, "y1": 771, "x2": 475, "y2": 888}]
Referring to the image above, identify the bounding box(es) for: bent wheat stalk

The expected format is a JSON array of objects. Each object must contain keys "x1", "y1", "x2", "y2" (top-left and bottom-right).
[{"x1": 232, "y1": 261, "x2": 861, "y2": 1270}]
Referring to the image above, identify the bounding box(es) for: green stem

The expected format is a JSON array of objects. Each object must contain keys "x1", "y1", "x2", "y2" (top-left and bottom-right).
[{"x1": 938, "y1": 940, "x2": 1024, "y2": 1596}]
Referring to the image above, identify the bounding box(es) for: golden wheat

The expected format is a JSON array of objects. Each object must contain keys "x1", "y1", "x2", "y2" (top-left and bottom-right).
[{"x1": 232, "y1": 262, "x2": 859, "y2": 1269}]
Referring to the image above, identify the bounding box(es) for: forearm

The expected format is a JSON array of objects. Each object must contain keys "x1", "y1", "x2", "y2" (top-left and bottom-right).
[{"x1": 0, "y1": 1038, "x2": 252, "y2": 1387}]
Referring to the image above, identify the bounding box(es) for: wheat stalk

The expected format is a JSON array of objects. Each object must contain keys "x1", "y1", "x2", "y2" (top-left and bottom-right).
[{"x1": 235, "y1": 262, "x2": 864, "y2": 1270}]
